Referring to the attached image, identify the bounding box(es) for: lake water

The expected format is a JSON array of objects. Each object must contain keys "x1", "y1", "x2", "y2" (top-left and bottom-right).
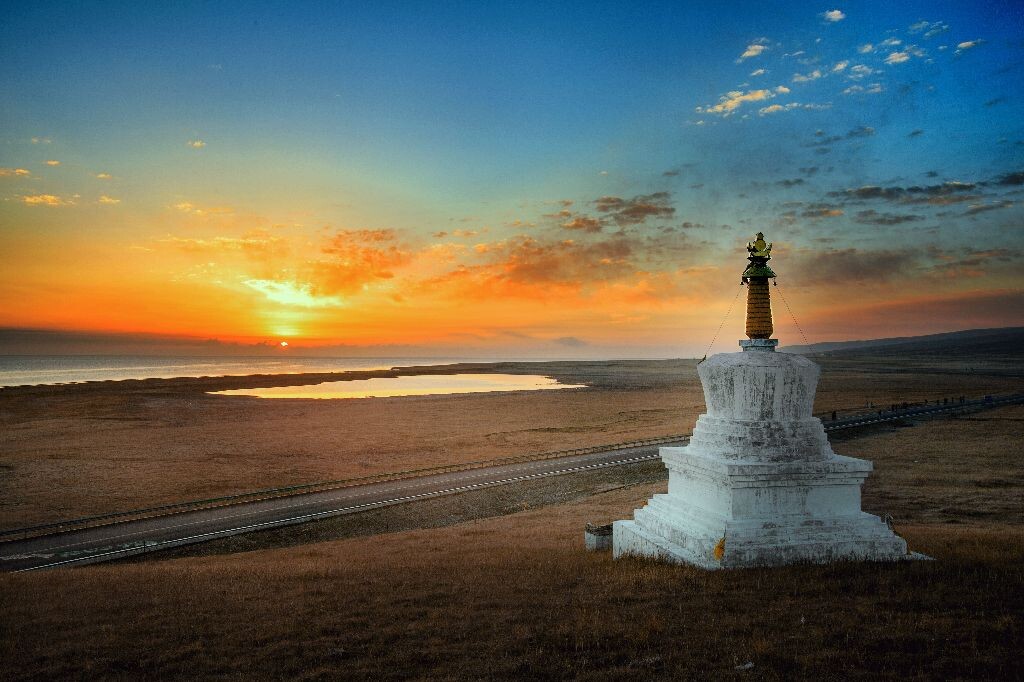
[
  {"x1": 210, "y1": 373, "x2": 586, "y2": 399},
  {"x1": 0, "y1": 355, "x2": 476, "y2": 387}
]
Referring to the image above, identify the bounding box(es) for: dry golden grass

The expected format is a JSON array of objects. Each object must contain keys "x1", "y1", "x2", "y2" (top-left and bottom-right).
[
  {"x1": 1, "y1": 510, "x2": 1021, "y2": 680},
  {"x1": 837, "y1": 406, "x2": 1024, "y2": 525},
  {"x1": 1, "y1": 358, "x2": 1020, "y2": 528},
  {"x1": 2, "y1": 406, "x2": 1023, "y2": 680}
]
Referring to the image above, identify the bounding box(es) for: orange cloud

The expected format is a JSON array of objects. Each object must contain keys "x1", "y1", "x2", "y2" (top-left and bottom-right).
[
  {"x1": 561, "y1": 216, "x2": 603, "y2": 232},
  {"x1": 159, "y1": 231, "x2": 288, "y2": 258},
  {"x1": 420, "y1": 235, "x2": 643, "y2": 302},
  {"x1": 22, "y1": 194, "x2": 70, "y2": 206},
  {"x1": 309, "y1": 229, "x2": 412, "y2": 295}
]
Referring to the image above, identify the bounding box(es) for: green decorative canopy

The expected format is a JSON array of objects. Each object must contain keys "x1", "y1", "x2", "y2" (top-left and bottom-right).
[{"x1": 742, "y1": 232, "x2": 777, "y2": 280}]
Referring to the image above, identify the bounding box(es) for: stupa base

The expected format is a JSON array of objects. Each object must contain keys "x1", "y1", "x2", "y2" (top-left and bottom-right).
[
  {"x1": 612, "y1": 447, "x2": 915, "y2": 569},
  {"x1": 613, "y1": 515, "x2": 915, "y2": 569}
]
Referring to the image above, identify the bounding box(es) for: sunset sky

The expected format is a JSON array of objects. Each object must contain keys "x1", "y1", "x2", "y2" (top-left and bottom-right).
[{"x1": 1, "y1": 1, "x2": 1021, "y2": 357}]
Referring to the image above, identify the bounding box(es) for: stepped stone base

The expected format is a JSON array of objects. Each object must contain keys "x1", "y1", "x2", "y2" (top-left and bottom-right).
[
  {"x1": 612, "y1": 349, "x2": 921, "y2": 569},
  {"x1": 613, "y1": 446, "x2": 912, "y2": 569}
]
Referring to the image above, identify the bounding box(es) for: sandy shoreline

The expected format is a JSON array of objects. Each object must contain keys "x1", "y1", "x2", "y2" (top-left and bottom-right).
[{"x1": 1, "y1": 357, "x2": 1021, "y2": 529}]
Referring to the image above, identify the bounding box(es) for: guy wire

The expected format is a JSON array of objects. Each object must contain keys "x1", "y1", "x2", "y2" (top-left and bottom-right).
[
  {"x1": 773, "y1": 280, "x2": 816, "y2": 354},
  {"x1": 698, "y1": 284, "x2": 743, "y2": 364}
]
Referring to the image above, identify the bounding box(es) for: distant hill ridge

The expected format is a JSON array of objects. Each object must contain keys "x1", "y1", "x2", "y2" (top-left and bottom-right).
[{"x1": 783, "y1": 327, "x2": 1024, "y2": 357}]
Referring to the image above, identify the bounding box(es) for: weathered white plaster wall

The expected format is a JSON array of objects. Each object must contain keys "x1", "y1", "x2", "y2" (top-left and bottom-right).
[{"x1": 614, "y1": 349, "x2": 913, "y2": 569}]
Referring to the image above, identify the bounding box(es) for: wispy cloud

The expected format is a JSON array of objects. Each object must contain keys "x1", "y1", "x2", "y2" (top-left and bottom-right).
[
  {"x1": 806, "y1": 126, "x2": 875, "y2": 147},
  {"x1": 847, "y1": 64, "x2": 876, "y2": 79},
  {"x1": 821, "y1": 9, "x2": 846, "y2": 22},
  {"x1": 187, "y1": 139, "x2": 206, "y2": 148},
  {"x1": 308, "y1": 229, "x2": 413, "y2": 295},
  {"x1": 965, "y1": 200, "x2": 1013, "y2": 215},
  {"x1": 160, "y1": 232, "x2": 288, "y2": 258},
  {"x1": 243, "y1": 279, "x2": 345, "y2": 308},
  {"x1": 736, "y1": 41, "x2": 768, "y2": 62},
  {"x1": 760, "y1": 101, "x2": 831, "y2": 115},
  {"x1": 30, "y1": 136, "x2": 51, "y2": 144},
  {"x1": 95, "y1": 172, "x2": 113, "y2": 180},
  {"x1": 830, "y1": 181, "x2": 979, "y2": 203},
  {"x1": 172, "y1": 201, "x2": 234, "y2": 216},
  {"x1": 419, "y1": 234, "x2": 650, "y2": 302},
  {"x1": 0, "y1": 168, "x2": 31, "y2": 177},
  {"x1": 802, "y1": 206, "x2": 844, "y2": 218},
  {"x1": 98, "y1": 195, "x2": 121, "y2": 205},
  {"x1": 697, "y1": 88, "x2": 775, "y2": 115},
  {"x1": 759, "y1": 103, "x2": 797, "y2": 115},
  {"x1": 44, "y1": 160, "x2": 61, "y2": 166},
  {"x1": 846, "y1": 125, "x2": 875, "y2": 138},
  {"x1": 594, "y1": 192, "x2": 675, "y2": 225},
  {"x1": 909, "y1": 20, "x2": 948, "y2": 39},
  {"x1": 955, "y1": 39, "x2": 983, "y2": 55},
  {"x1": 21, "y1": 194, "x2": 70, "y2": 206},
  {"x1": 884, "y1": 51, "x2": 910, "y2": 65},
  {"x1": 792, "y1": 69, "x2": 823, "y2": 82},
  {"x1": 854, "y1": 209, "x2": 923, "y2": 225},
  {"x1": 561, "y1": 216, "x2": 603, "y2": 233},
  {"x1": 843, "y1": 83, "x2": 883, "y2": 95}
]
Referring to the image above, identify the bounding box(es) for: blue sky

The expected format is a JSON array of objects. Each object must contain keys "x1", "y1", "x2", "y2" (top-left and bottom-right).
[{"x1": 1, "y1": 1, "x2": 1022, "y2": 355}]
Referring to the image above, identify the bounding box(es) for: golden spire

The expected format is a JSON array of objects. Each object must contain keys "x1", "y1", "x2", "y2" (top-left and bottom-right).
[{"x1": 741, "y1": 232, "x2": 776, "y2": 341}]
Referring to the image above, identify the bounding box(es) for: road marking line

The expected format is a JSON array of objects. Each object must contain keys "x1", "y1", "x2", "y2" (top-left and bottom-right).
[{"x1": 8, "y1": 452, "x2": 668, "y2": 569}]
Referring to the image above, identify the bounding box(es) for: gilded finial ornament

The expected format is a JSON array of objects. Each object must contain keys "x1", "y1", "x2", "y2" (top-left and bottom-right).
[
  {"x1": 746, "y1": 232, "x2": 772, "y2": 258},
  {"x1": 741, "y1": 231, "x2": 776, "y2": 281}
]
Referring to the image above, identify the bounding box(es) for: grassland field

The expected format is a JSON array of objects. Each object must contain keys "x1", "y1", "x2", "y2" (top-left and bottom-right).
[
  {"x1": 1, "y1": 352, "x2": 1022, "y2": 679},
  {"x1": 0, "y1": 355, "x2": 1020, "y2": 528}
]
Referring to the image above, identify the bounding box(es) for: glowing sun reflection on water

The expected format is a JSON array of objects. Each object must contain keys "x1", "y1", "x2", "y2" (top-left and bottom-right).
[{"x1": 209, "y1": 373, "x2": 585, "y2": 399}]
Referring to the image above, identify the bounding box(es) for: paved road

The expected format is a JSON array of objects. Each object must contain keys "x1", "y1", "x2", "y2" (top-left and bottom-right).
[
  {"x1": 0, "y1": 440, "x2": 684, "y2": 573},
  {"x1": 4, "y1": 393, "x2": 1020, "y2": 573},
  {"x1": 822, "y1": 394, "x2": 1023, "y2": 431}
]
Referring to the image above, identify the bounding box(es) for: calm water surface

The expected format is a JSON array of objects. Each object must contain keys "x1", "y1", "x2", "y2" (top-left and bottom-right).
[
  {"x1": 0, "y1": 355, "x2": 475, "y2": 387},
  {"x1": 210, "y1": 374, "x2": 585, "y2": 399}
]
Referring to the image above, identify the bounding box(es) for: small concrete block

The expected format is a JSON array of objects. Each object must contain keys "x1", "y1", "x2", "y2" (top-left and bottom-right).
[{"x1": 585, "y1": 523, "x2": 613, "y2": 551}]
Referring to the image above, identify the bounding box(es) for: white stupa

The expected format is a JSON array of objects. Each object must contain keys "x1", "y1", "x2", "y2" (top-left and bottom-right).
[{"x1": 613, "y1": 233, "x2": 911, "y2": 568}]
